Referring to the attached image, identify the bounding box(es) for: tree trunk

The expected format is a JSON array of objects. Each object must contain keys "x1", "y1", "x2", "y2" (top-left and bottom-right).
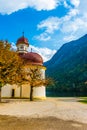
[
  {"x1": 0, "y1": 87, "x2": 2, "y2": 103},
  {"x1": 20, "y1": 85, "x2": 22, "y2": 98},
  {"x1": 30, "y1": 86, "x2": 33, "y2": 101}
]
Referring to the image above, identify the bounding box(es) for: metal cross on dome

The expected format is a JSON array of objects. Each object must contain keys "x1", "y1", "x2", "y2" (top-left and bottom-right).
[
  {"x1": 22, "y1": 31, "x2": 24, "y2": 37},
  {"x1": 31, "y1": 48, "x2": 32, "y2": 52}
]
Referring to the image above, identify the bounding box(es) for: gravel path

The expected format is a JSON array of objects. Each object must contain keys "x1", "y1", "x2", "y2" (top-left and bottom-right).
[{"x1": 0, "y1": 97, "x2": 87, "y2": 124}]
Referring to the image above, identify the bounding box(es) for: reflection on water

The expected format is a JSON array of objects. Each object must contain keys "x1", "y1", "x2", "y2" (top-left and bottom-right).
[{"x1": 46, "y1": 91, "x2": 87, "y2": 97}]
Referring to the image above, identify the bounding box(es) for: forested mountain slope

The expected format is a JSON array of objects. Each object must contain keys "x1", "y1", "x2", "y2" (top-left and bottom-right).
[{"x1": 45, "y1": 34, "x2": 87, "y2": 94}]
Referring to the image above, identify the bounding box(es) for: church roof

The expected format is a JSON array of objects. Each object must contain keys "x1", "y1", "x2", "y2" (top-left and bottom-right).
[
  {"x1": 19, "y1": 52, "x2": 43, "y2": 66},
  {"x1": 16, "y1": 36, "x2": 29, "y2": 46}
]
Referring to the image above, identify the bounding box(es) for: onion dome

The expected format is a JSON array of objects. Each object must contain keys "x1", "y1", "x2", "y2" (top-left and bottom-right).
[
  {"x1": 20, "y1": 52, "x2": 43, "y2": 65},
  {"x1": 16, "y1": 36, "x2": 29, "y2": 46}
]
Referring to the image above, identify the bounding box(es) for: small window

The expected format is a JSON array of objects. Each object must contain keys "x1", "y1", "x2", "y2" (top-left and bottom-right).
[{"x1": 20, "y1": 45, "x2": 24, "y2": 50}]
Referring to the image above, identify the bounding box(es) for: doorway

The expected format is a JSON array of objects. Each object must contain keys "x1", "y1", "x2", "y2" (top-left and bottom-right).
[{"x1": 12, "y1": 89, "x2": 15, "y2": 98}]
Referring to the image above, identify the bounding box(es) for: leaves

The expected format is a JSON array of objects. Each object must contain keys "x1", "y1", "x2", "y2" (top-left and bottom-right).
[{"x1": 0, "y1": 40, "x2": 27, "y2": 87}]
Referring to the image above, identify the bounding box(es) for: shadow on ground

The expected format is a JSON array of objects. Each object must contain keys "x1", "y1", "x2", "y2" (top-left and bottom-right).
[{"x1": 0, "y1": 115, "x2": 87, "y2": 130}]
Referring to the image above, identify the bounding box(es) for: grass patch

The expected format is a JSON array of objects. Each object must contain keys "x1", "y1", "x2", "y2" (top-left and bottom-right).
[{"x1": 78, "y1": 98, "x2": 87, "y2": 104}]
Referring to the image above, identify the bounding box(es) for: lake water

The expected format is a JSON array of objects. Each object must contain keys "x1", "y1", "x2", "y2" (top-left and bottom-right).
[{"x1": 46, "y1": 91, "x2": 87, "y2": 97}]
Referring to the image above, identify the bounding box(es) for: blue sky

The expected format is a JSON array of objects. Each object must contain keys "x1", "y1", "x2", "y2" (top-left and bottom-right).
[{"x1": 0, "y1": 0, "x2": 87, "y2": 61}]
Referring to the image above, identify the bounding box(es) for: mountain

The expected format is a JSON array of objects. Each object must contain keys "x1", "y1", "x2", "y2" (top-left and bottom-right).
[{"x1": 44, "y1": 34, "x2": 87, "y2": 95}]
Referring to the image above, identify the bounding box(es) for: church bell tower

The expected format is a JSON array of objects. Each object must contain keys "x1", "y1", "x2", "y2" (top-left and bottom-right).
[{"x1": 16, "y1": 32, "x2": 29, "y2": 54}]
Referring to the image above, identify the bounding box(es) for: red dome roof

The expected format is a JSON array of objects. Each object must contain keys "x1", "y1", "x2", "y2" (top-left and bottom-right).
[
  {"x1": 20, "y1": 52, "x2": 43, "y2": 65},
  {"x1": 16, "y1": 36, "x2": 29, "y2": 46}
]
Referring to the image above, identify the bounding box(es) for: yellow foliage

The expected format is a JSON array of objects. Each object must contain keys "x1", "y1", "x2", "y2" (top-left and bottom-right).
[{"x1": 0, "y1": 40, "x2": 26, "y2": 87}]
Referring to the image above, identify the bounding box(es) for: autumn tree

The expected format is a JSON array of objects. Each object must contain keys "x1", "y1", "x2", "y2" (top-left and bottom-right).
[
  {"x1": 0, "y1": 40, "x2": 54, "y2": 102},
  {"x1": 0, "y1": 40, "x2": 27, "y2": 102},
  {"x1": 26, "y1": 67, "x2": 54, "y2": 101}
]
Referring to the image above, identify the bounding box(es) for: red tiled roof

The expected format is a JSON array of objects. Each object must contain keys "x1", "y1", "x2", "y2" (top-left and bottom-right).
[
  {"x1": 19, "y1": 52, "x2": 43, "y2": 65},
  {"x1": 16, "y1": 36, "x2": 29, "y2": 46}
]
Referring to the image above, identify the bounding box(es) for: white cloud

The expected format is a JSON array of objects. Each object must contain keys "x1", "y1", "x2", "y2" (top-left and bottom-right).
[
  {"x1": 68, "y1": 8, "x2": 79, "y2": 17},
  {"x1": 36, "y1": 0, "x2": 87, "y2": 43},
  {"x1": 30, "y1": 0, "x2": 59, "y2": 11},
  {"x1": 78, "y1": 0, "x2": 87, "y2": 15},
  {"x1": 61, "y1": 18, "x2": 84, "y2": 33},
  {"x1": 60, "y1": 0, "x2": 87, "y2": 37},
  {"x1": 0, "y1": 0, "x2": 59, "y2": 15},
  {"x1": 35, "y1": 33, "x2": 51, "y2": 41},
  {"x1": 0, "y1": 0, "x2": 81, "y2": 15},
  {"x1": 29, "y1": 45, "x2": 56, "y2": 62},
  {"x1": 60, "y1": 15, "x2": 87, "y2": 42},
  {"x1": 2, "y1": 0, "x2": 87, "y2": 50},
  {"x1": 36, "y1": 17, "x2": 60, "y2": 41},
  {"x1": 35, "y1": 0, "x2": 81, "y2": 42},
  {"x1": 11, "y1": 42, "x2": 17, "y2": 50},
  {"x1": 63, "y1": 1, "x2": 70, "y2": 8},
  {"x1": 63, "y1": 35, "x2": 76, "y2": 42},
  {"x1": 38, "y1": 17, "x2": 60, "y2": 34},
  {"x1": 11, "y1": 42, "x2": 56, "y2": 62},
  {"x1": 70, "y1": 0, "x2": 80, "y2": 8}
]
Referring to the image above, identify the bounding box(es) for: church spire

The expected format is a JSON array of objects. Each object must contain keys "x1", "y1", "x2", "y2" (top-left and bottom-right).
[
  {"x1": 22, "y1": 31, "x2": 24, "y2": 37},
  {"x1": 16, "y1": 33, "x2": 29, "y2": 53}
]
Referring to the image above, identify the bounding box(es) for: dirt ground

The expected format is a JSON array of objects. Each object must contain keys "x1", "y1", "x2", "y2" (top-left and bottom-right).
[{"x1": 0, "y1": 115, "x2": 87, "y2": 130}]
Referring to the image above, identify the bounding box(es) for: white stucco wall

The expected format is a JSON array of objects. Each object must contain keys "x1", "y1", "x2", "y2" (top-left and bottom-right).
[
  {"x1": 33, "y1": 68, "x2": 46, "y2": 99},
  {"x1": 33, "y1": 86, "x2": 46, "y2": 98},
  {"x1": 1, "y1": 67, "x2": 46, "y2": 99},
  {"x1": 17, "y1": 44, "x2": 28, "y2": 53},
  {"x1": 1, "y1": 84, "x2": 12, "y2": 97},
  {"x1": 15, "y1": 86, "x2": 20, "y2": 97}
]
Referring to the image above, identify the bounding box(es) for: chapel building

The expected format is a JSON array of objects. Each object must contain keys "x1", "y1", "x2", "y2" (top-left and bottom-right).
[{"x1": 1, "y1": 35, "x2": 46, "y2": 99}]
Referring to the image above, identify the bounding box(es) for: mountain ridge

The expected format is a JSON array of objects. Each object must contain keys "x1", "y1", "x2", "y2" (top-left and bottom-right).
[
  {"x1": 45, "y1": 34, "x2": 87, "y2": 95},
  {"x1": 45, "y1": 34, "x2": 87, "y2": 67}
]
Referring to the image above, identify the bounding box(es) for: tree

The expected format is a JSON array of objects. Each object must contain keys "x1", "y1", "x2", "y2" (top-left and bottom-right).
[
  {"x1": 0, "y1": 40, "x2": 54, "y2": 102},
  {"x1": 0, "y1": 40, "x2": 27, "y2": 102},
  {"x1": 26, "y1": 67, "x2": 54, "y2": 101}
]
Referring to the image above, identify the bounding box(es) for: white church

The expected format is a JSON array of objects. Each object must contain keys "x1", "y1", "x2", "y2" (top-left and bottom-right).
[{"x1": 1, "y1": 35, "x2": 46, "y2": 99}]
